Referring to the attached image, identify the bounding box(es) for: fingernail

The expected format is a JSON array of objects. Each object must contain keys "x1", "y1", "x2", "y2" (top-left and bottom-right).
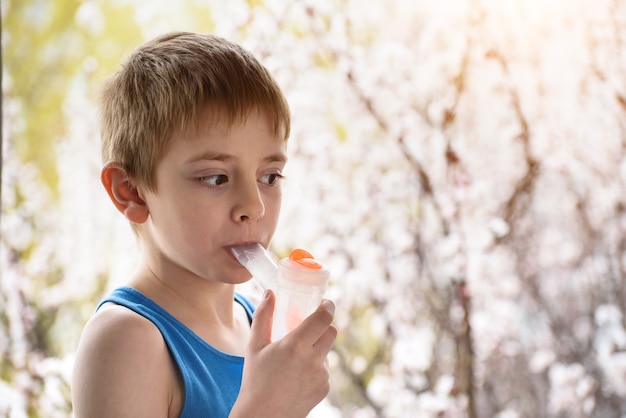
[
  {"x1": 262, "y1": 290, "x2": 270, "y2": 300},
  {"x1": 322, "y1": 299, "x2": 335, "y2": 315}
]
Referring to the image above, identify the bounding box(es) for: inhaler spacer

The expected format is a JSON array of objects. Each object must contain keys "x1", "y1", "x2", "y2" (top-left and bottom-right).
[{"x1": 230, "y1": 244, "x2": 330, "y2": 340}]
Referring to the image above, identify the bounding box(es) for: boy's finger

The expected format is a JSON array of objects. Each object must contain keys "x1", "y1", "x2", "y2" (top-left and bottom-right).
[
  {"x1": 313, "y1": 324, "x2": 337, "y2": 355},
  {"x1": 288, "y1": 299, "x2": 335, "y2": 347},
  {"x1": 248, "y1": 290, "x2": 275, "y2": 352}
]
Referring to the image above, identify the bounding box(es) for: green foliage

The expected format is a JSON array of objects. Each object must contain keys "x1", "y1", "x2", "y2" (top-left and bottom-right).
[
  {"x1": 339, "y1": 303, "x2": 391, "y2": 380},
  {"x1": 3, "y1": 0, "x2": 143, "y2": 196}
]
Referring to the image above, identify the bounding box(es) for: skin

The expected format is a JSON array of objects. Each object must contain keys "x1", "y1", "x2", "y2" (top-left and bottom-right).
[{"x1": 72, "y1": 110, "x2": 337, "y2": 418}]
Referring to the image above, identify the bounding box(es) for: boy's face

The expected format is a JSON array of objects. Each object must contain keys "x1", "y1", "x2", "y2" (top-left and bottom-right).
[{"x1": 139, "y1": 109, "x2": 287, "y2": 285}]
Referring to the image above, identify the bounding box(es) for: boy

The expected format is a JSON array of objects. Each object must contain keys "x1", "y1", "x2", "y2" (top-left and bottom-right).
[{"x1": 72, "y1": 32, "x2": 337, "y2": 417}]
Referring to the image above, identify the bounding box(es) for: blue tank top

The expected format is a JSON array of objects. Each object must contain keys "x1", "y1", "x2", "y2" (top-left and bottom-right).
[{"x1": 97, "y1": 286, "x2": 255, "y2": 418}]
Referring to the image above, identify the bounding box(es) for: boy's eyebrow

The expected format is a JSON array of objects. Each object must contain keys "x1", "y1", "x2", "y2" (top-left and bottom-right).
[
  {"x1": 186, "y1": 151, "x2": 288, "y2": 164},
  {"x1": 186, "y1": 152, "x2": 233, "y2": 163},
  {"x1": 264, "y1": 153, "x2": 289, "y2": 163}
]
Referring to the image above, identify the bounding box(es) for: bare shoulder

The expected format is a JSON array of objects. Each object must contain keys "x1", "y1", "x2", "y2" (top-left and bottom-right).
[{"x1": 72, "y1": 303, "x2": 182, "y2": 418}]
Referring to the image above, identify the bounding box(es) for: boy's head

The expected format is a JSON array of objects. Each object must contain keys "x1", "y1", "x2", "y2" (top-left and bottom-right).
[{"x1": 100, "y1": 31, "x2": 291, "y2": 191}]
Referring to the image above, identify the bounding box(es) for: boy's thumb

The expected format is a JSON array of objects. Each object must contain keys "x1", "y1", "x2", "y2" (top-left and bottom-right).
[{"x1": 249, "y1": 289, "x2": 275, "y2": 352}]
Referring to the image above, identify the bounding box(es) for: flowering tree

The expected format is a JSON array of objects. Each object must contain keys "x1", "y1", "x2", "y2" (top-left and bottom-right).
[{"x1": 2, "y1": 0, "x2": 626, "y2": 417}]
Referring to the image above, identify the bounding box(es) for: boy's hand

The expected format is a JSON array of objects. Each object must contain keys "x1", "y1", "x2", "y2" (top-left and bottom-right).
[{"x1": 231, "y1": 290, "x2": 337, "y2": 418}]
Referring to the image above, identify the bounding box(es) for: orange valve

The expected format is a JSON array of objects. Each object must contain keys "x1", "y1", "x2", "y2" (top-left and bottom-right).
[{"x1": 289, "y1": 249, "x2": 323, "y2": 270}]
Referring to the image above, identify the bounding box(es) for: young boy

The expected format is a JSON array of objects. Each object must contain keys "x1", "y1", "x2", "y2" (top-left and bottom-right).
[{"x1": 72, "y1": 32, "x2": 337, "y2": 418}]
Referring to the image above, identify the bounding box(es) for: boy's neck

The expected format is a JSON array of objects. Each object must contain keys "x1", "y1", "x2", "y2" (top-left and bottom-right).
[
  {"x1": 128, "y1": 261, "x2": 239, "y2": 327},
  {"x1": 127, "y1": 265, "x2": 251, "y2": 356}
]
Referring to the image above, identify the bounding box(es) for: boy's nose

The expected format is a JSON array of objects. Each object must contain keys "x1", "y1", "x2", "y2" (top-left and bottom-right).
[{"x1": 232, "y1": 182, "x2": 265, "y2": 222}]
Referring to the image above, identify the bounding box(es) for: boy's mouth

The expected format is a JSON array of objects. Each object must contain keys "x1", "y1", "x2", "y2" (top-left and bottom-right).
[
  {"x1": 228, "y1": 243, "x2": 278, "y2": 290},
  {"x1": 226, "y1": 242, "x2": 261, "y2": 262},
  {"x1": 229, "y1": 242, "x2": 263, "y2": 261}
]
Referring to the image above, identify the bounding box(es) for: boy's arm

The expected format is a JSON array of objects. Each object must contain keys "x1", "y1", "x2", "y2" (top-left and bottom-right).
[
  {"x1": 231, "y1": 291, "x2": 337, "y2": 418},
  {"x1": 72, "y1": 305, "x2": 180, "y2": 418}
]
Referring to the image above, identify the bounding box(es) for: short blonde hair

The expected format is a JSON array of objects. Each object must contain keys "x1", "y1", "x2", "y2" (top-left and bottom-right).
[{"x1": 100, "y1": 32, "x2": 291, "y2": 190}]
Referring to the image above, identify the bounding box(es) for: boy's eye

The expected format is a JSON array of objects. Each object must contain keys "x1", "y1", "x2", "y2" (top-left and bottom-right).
[
  {"x1": 201, "y1": 174, "x2": 229, "y2": 186},
  {"x1": 259, "y1": 173, "x2": 284, "y2": 186}
]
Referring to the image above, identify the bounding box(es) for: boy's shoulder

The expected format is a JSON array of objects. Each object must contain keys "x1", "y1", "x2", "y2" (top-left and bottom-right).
[
  {"x1": 72, "y1": 303, "x2": 183, "y2": 417},
  {"x1": 78, "y1": 302, "x2": 173, "y2": 368},
  {"x1": 88, "y1": 301, "x2": 163, "y2": 341}
]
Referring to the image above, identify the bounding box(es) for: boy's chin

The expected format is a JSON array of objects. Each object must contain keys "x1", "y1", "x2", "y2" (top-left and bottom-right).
[{"x1": 228, "y1": 270, "x2": 255, "y2": 285}]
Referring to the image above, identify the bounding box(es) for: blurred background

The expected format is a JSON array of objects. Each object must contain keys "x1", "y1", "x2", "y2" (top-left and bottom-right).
[{"x1": 2, "y1": 0, "x2": 626, "y2": 417}]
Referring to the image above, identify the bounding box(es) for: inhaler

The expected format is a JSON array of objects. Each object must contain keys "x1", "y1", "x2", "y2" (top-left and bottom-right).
[{"x1": 231, "y1": 244, "x2": 329, "y2": 340}]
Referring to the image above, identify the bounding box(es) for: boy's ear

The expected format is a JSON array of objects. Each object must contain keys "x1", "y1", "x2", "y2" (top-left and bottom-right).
[{"x1": 101, "y1": 162, "x2": 149, "y2": 224}]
